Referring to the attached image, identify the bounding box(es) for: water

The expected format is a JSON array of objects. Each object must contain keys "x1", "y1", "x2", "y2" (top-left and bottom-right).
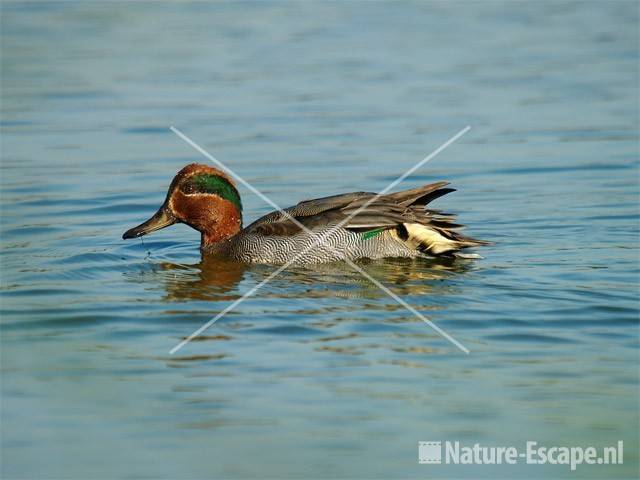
[{"x1": 1, "y1": 1, "x2": 638, "y2": 478}]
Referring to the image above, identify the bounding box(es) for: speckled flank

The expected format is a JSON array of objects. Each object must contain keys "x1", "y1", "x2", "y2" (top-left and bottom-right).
[{"x1": 209, "y1": 226, "x2": 420, "y2": 265}]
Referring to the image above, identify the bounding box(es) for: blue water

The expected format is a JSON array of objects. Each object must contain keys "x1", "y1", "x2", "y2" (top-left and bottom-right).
[{"x1": 1, "y1": 1, "x2": 638, "y2": 478}]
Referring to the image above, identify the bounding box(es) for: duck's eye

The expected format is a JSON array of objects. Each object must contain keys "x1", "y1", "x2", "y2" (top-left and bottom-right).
[{"x1": 180, "y1": 181, "x2": 196, "y2": 195}]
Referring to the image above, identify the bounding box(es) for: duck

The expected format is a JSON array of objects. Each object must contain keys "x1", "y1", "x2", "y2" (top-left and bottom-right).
[{"x1": 123, "y1": 163, "x2": 488, "y2": 265}]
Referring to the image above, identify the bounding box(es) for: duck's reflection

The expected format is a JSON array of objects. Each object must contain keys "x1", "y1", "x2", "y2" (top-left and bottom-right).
[
  {"x1": 279, "y1": 256, "x2": 473, "y2": 299},
  {"x1": 158, "y1": 254, "x2": 249, "y2": 302},
  {"x1": 156, "y1": 254, "x2": 473, "y2": 302}
]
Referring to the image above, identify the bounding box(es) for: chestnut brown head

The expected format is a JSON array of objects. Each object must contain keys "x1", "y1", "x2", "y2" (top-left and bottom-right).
[{"x1": 122, "y1": 164, "x2": 243, "y2": 246}]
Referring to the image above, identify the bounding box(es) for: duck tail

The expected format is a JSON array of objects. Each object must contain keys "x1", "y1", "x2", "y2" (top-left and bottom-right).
[{"x1": 397, "y1": 223, "x2": 490, "y2": 257}]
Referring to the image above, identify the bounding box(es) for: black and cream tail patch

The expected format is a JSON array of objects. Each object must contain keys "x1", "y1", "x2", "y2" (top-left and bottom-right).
[{"x1": 394, "y1": 223, "x2": 487, "y2": 257}]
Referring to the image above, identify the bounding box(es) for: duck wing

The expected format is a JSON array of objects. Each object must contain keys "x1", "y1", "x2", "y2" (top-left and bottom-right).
[{"x1": 244, "y1": 182, "x2": 455, "y2": 236}]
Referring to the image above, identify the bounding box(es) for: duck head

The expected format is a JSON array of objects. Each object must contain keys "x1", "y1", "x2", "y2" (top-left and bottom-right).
[{"x1": 122, "y1": 163, "x2": 242, "y2": 247}]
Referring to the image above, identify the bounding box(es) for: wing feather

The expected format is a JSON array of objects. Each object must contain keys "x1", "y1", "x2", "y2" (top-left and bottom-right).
[{"x1": 246, "y1": 182, "x2": 466, "y2": 239}]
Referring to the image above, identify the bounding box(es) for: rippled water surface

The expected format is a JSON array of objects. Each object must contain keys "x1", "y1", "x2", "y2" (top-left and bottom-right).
[{"x1": 1, "y1": 2, "x2": 639, "y2": 478}]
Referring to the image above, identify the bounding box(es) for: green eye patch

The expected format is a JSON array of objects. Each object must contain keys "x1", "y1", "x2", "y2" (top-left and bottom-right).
[{"x1": 181, "y1": 174, "x2": 242, "y2": 212}]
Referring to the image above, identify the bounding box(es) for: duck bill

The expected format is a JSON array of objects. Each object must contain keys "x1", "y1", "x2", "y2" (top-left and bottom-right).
[{"x1": 122, "y1": 206, "x2": 176, "y2": 240}]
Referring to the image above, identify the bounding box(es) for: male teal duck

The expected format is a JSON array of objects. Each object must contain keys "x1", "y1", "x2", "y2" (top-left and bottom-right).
[{"x1": 123, "y1": 163, "x2": 488, "y2": 265}]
